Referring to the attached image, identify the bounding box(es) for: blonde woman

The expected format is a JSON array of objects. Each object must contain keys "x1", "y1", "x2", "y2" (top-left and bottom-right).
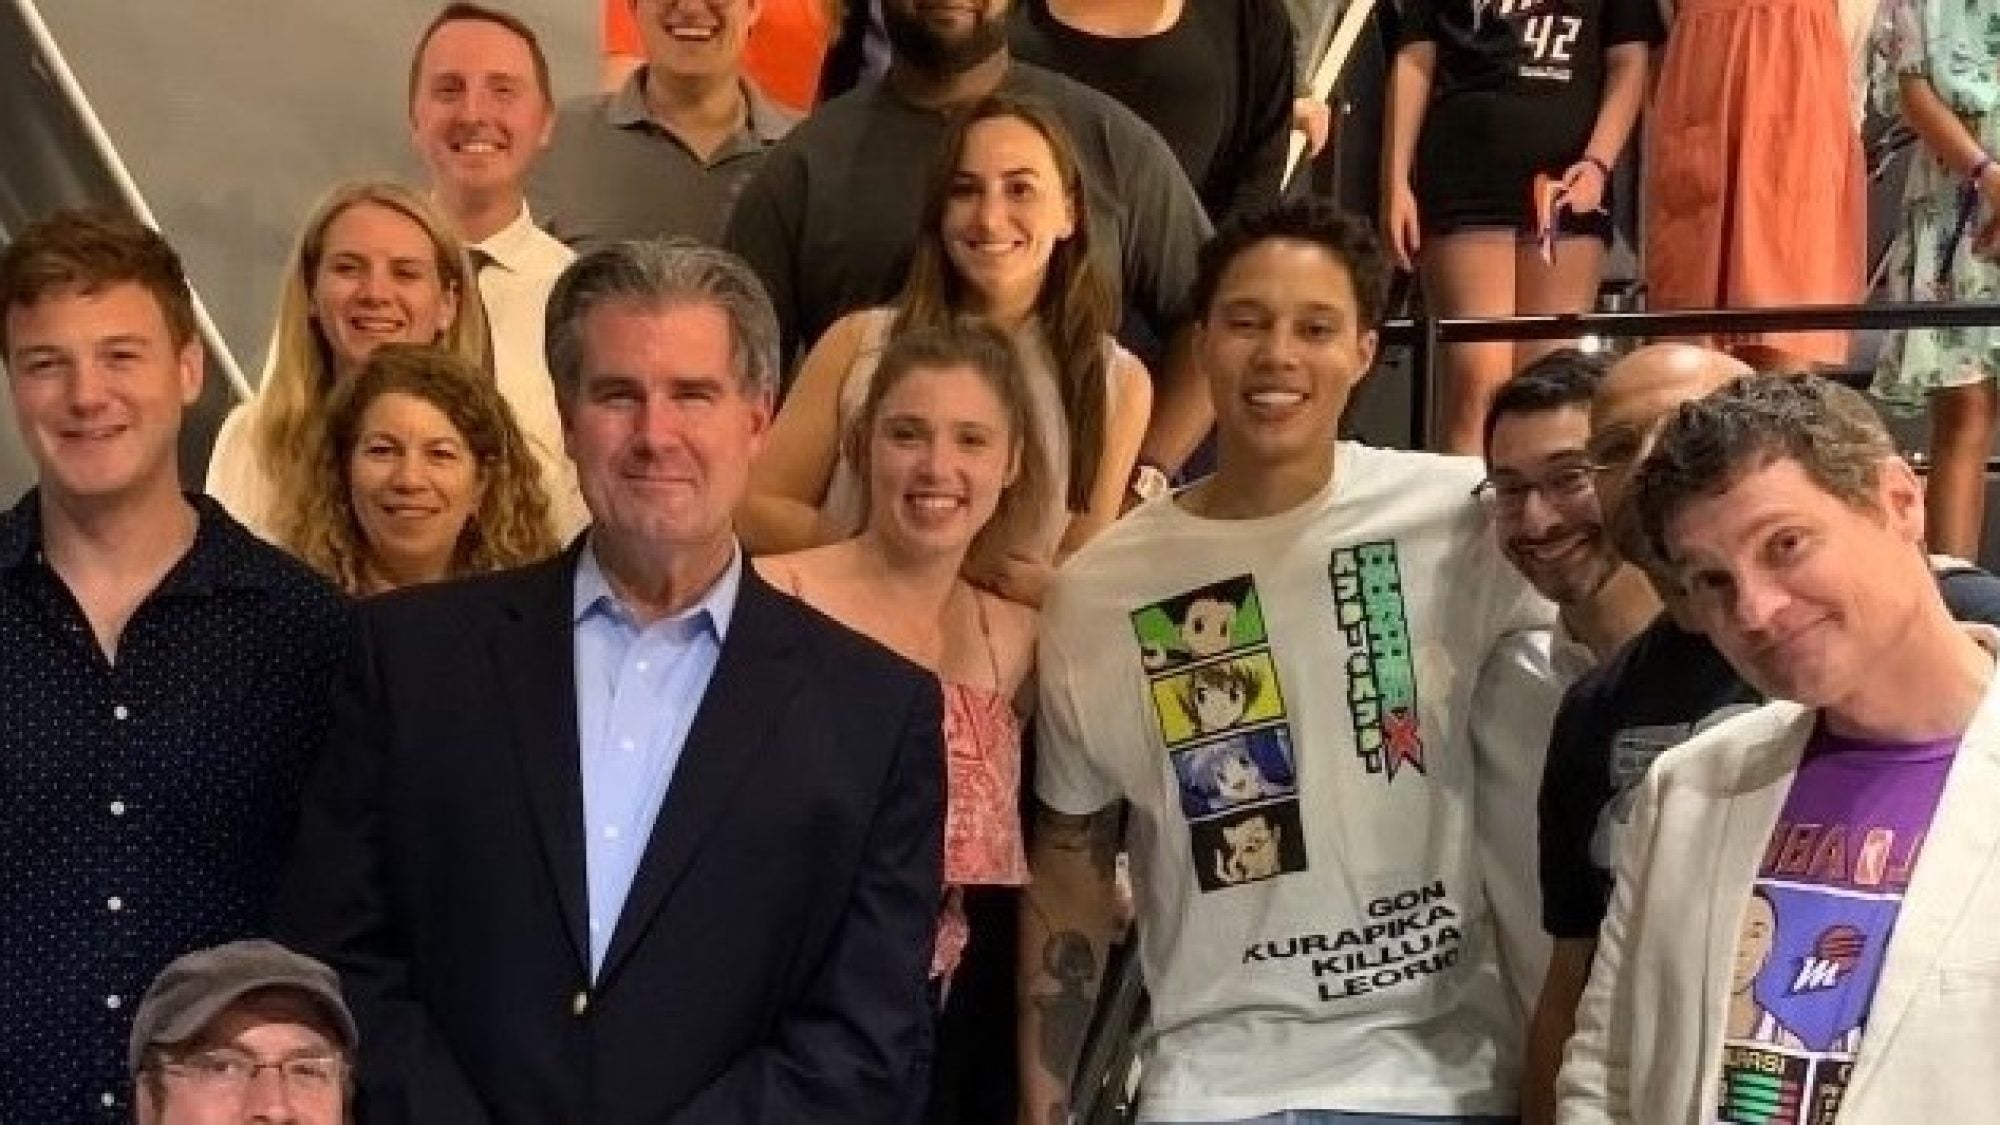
[
  {"x1": 284, "y1": 344, "x2": 556, "y2": 594},
  {"x1": 207, "y1": 179, "x2": 489, "y2": 539}
]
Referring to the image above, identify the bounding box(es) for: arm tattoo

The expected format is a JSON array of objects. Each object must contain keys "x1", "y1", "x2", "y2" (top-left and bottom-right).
[
  {"x1": 1034, "y1": 930, "x2": 1101, "y2": 1087},
  {"x1": 1035, "y1": 805, "x2": 1122, "y2": 884}
]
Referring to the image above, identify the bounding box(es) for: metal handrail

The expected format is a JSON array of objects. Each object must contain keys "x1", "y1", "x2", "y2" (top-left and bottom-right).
[
  {"x1": 1384, "y1": 300, "x2": 2000, "y2": 450},
  {"x1": 1069, "y1": 934, "x2": 1148, "y2": 1125},
  {"x1": 1383, "y1": 299, "x2": 2000, "y2": 346}
]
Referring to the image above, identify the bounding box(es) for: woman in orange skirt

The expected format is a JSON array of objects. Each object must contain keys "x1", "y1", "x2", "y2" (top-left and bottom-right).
[{"x1": 1643, "y1": 0, "x2": 1867, "y2": 371}]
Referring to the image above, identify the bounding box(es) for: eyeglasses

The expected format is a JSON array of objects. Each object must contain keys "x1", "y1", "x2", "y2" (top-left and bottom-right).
[
  {"x1": 1472, "y1": 461, "x2": 1602, "y2": 515},
  {"x1": 154, "y1": 1049, "x2": 345, "y2": 1098}
]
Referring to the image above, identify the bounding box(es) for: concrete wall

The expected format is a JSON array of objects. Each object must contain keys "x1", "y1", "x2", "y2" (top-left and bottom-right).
[
  {"x1": 35, "y1": 0, "x2": 597, "y2": 368},
  {"x1": 0, "y1": 1, "x2": 595, "y2": 502}
]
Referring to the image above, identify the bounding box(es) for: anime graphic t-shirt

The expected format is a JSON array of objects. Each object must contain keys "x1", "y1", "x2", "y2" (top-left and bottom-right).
[
  {"x1": 1714, "y1": 726, "x2": 1958, "y2": 1125},
  {"x1": 1037, "y1": 442, "x2": 1552, "y2": 1120}
]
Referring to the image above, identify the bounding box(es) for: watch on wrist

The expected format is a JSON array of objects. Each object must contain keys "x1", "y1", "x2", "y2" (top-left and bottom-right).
[{"x1": 1128, "y1": 461, "x2": 1171, "y2": 503}]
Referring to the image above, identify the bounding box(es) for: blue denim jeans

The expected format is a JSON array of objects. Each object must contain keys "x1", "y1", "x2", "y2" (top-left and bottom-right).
[
  {"x1": 1150, "y1": 1114, "x2": 1516, "y2": 1125},
  {"x1": 1160, "y1": 1104, "x2": 1512, "y2": 1112}
]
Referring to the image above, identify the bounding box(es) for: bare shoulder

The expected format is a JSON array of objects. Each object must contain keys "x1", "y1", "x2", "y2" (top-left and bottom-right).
[
  {"x1": 750, "y1": 553, "x2": 800, "y2": 591},
  {"x1": 816, "y1": 306, "x2": 888, "y2": 363},
  {"x1": 981, "y1": 588, "x2": 1041, "y2": 692},
  {"x1": 752, "y1": 545, "x2": 844, "y2": 596},
  {"x1": 1108, "y1": 345, "x2": 1150, "y2": 395}
]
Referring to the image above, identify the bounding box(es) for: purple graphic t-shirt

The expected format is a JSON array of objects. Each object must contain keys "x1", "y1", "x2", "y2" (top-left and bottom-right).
[{"x1": 1713, "y1": 725, "x2": 1959, "y2": 1124}]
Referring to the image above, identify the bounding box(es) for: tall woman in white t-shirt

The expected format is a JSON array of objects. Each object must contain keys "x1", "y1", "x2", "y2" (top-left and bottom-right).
[
  {"x1": 741, "y1": 93, "x2": 1152, "y2": 606},
  {"x1": 206, "y1": 179, "x2": 490, "y2": 540}
]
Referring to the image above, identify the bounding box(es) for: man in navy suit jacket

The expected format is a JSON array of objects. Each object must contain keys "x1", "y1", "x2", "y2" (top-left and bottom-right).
[{"x1": 278, "y1": 239, "x2": 944, "y2": 1124}]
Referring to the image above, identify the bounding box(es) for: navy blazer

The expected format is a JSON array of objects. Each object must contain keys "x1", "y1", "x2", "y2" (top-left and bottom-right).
[{"x1": 278, "y1": 547, "x2": 944, "y2": 1124}]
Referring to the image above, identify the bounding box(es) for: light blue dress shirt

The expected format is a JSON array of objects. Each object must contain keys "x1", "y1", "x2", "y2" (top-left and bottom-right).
[{"x1": 572, "y1": 540, "x2": 741, "y2": 977}]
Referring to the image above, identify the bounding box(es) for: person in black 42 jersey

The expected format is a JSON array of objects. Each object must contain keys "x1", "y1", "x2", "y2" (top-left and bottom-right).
[{"x1": 1383, "y1": 0, "x2": 1662, "y2": 454}]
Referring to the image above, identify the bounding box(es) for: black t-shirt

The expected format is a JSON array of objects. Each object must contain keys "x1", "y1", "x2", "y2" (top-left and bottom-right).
[
  {"x1": 1399, "y1": 0, "x2": 1662, "y2": 191},
  {"x1": 1010, "y1": 0, "x2": 1296, "y2": 227},
  {"x1": 1537, "y1": 565, "x2": 2000, "y2": 940},
  {"x1": 1399, "y1": 0, "x2": 1661, "y2": 103},
  {"x1": 723, "y1": 62, "x2": 1210, "y2": 368}
]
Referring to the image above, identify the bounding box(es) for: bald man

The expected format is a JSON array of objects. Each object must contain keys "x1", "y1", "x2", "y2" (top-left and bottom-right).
[
  {"x1": 1518, "y1": 346, "x2": 2000, "y2": 1124},
  {"x1": 1583, "y1": 345, "x2": 1751, "y2": 580}
]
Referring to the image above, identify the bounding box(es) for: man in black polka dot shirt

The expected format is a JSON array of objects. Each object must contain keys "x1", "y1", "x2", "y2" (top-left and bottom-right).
[{"x1": 0, "y1": 209, "x2": 350, "y2": 1121}]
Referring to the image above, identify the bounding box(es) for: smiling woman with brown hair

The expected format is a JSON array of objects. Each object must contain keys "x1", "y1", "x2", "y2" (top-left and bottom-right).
[
  {"x1": 282, "y1": 343, "x2": 555, "y2": 595},
  {"x1": 758, "y1": 318, "x2": 1043, "y2": 1121}
]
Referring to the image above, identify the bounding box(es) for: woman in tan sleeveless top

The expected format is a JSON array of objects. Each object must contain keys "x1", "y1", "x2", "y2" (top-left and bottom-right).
[{"x1": 742, "y1": 93, "x2": 1152, "y2": 607}]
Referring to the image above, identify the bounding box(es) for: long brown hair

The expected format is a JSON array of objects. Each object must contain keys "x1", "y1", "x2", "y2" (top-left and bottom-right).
[
  {"x1": 285, "y1": 344, "x2": 554, "y2": 593},
  {"x1": 892, "y1": 93, "x2": 1114, "y2": 512},
  {"x1": 842, "y1": 320, "x2": 1054, "y2": 575}
]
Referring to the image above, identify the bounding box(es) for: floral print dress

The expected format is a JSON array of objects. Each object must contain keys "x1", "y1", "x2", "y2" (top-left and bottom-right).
[{"x1": 1873, "y1": 0, "x2": 2000, "y2": 408}]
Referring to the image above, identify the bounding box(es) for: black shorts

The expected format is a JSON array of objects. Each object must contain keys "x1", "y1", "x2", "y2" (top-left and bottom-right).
[
  {"x1": 1421, "y1": 193, "x2": 1615, "y2": 243},
  {"x1": 1415, "y1": 91, "x2": 1613, "y2": 244}
]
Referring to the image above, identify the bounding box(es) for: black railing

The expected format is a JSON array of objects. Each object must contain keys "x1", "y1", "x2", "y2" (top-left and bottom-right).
[{"x1": 1383, "y1": 300, "x2": 2000, "y2": 449}]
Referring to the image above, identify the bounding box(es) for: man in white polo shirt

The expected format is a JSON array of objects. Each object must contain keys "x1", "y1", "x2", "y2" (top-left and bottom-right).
[{"x1": 408, "y1": 2, "x2": 585, "y2": 538}]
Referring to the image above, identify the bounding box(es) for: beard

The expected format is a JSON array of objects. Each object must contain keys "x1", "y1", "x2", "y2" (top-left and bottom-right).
[
  {"x1": 882, "y1": 1, "x2": 1010, "y2": 77},
  {"x1": 1505, "y1": 525, "x2": 1619, "y2": 608}
]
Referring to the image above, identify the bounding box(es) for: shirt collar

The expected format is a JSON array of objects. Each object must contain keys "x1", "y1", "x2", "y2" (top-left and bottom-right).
[
  {"x1": 0, "y1": 490, "x2": 36, "y2": 571},
  {"x1": 606, "y1": 70, "x2": 793, "y2": 146},
  {"x1": 572, "y1": 536, "x2": 742, "y2": 642},
  {"x1": 0, "y1": 489, "x2": 284, "y2": 595},
  {"x1": 604, "y1": 69, "x2": 652, "y2": 128},
  {"x1": 1549, "y1": 617, "x2": 1597, "y2": 679},
  {"x1": 740, "y1": 80, "x2": 795, "y2": 143},
  {"x1": 470, "y1": 202, "x2": 542, "y2": 275}
]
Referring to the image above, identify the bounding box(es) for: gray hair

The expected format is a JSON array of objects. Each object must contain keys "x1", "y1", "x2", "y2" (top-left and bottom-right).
[{"x1": 544, "y1": 239, "x2": 780, "y2": 402}]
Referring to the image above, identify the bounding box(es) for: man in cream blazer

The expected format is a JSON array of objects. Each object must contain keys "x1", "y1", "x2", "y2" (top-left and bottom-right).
[{"x1": 1557, "y1": 375, "x2": 2000, "y2": 1125}]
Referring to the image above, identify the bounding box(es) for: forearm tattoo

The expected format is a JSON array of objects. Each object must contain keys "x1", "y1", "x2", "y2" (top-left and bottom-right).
[
  {"x1": 1036, "y1": 805, "x2": 1121, "y2": 884},
  {"x1": 1035, "y1": 930, "x2": 1100, "y2": 1089}
]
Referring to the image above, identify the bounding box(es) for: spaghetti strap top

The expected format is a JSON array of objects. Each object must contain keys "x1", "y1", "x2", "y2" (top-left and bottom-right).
[
  {"x1": 940, "y1": 589, "x2": 1027, "y2": 886},
  {"x1": 772, "y1": 566, "x2": 1026, "y2": 979}
]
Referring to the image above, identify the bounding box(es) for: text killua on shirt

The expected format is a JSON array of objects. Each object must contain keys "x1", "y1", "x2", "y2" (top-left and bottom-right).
[{"x1": 1239, "y1": 881, "x2": 1465, "y2": 1002}]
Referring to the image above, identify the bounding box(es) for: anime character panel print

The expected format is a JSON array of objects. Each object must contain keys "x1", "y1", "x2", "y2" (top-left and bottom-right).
[{"x1": 1132, "y1": 576, "x2": 1307, "y2": 891}]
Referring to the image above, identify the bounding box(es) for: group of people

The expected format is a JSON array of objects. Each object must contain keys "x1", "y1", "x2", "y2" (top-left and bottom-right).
[{"x1": 9, "y1": 1, "x2": 2000, "y2": 1125}]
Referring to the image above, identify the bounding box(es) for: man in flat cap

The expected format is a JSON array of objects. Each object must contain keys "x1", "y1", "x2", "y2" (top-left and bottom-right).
[{"x1": 127, "y1": 940, "x2": 356, "y2": 1125}]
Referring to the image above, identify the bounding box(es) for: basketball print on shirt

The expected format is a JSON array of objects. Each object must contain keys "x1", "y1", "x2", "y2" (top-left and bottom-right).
[
  {"x1": 1131, "y1": 576, "x2": 1307, "y2": 892},
  {"x1": 1482, "y1": 0, "x2": 1583, "y2": 82},
  {"x1": 1717, "y1": 814, "x2": 1929, "y2": 1125}
]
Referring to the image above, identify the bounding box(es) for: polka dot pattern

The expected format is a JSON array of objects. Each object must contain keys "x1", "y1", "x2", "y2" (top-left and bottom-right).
[{"x1": 0, "y1": 493, "x2": 349, "y2": 1120}]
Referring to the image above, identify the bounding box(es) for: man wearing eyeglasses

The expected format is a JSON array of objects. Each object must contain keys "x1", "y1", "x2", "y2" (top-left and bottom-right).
[
  {"x1": 1466, "y1": 350, "x2": 1660, "y2": 1085},
  {"x1": 128, "y1": 940, "x2": 356, "y2": 1125},
  {"x1": 1518, "y1": 344, "x2": 2000, "y2": 1124},
  {"x1": 1514, "y1": 343, "x2": 1753, "y2": 1124}
]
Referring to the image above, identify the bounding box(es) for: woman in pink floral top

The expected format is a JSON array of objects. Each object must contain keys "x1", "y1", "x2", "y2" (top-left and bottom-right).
[{"x1": 756, "y1": 319, "x2": 1044, "y2": 991}]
